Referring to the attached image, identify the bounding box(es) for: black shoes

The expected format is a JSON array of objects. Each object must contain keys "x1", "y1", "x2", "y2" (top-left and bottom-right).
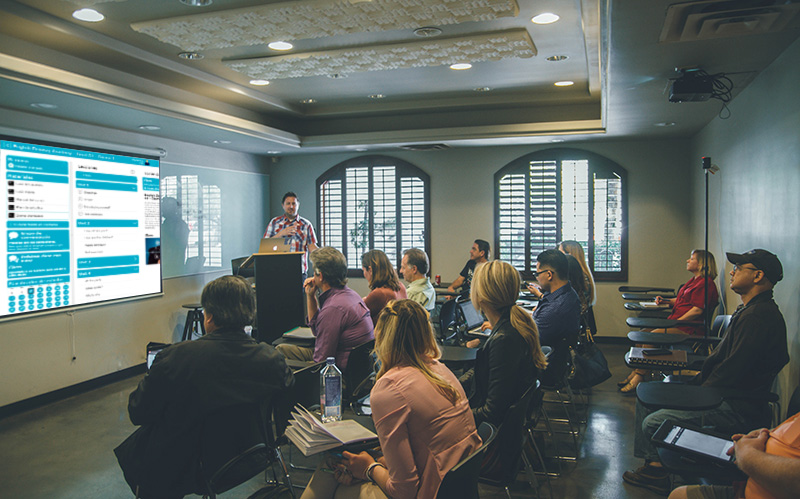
[{"x1": 622, "y1": 463, "x2": 672, "y2": 495}]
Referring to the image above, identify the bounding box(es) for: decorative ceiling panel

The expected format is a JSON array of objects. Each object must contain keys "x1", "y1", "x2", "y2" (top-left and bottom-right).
[
  {"x1": 225, "y1": 29, "x2": 535, "y2": 80},
  {"x1": 131, "y1": 0, "x2": 520, "y2": 51}
]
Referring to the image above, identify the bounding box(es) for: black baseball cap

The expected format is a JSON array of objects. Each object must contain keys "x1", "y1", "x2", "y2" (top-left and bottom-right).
[{"x1": 726, "y1": 249, "x2": 783, "y2": 284}]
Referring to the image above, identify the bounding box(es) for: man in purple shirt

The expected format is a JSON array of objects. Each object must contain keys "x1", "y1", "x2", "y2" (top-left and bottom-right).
[
  {"x1": 532, "y1": 249, "x2": 582, "y2": 386},
  {"x1": 276, "y1": 246, "x2": 373, "y2": 370}
]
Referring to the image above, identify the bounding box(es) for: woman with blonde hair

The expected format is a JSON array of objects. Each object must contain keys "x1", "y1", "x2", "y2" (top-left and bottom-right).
[
  {"x1": 460, "y1": 260, "x2": 548, "y2": 427},
  {"x1": 301, "y1": 299, "x2": 480, "y2": 499},
  {"x1": 558, "y1": 240, "x2": 596, "y2": 307},
  {"x1": 361, "y1": 250, "x2": 407, "y2": 323}
]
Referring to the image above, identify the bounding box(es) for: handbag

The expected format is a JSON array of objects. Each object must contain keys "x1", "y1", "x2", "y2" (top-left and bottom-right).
[{"x1": 568, "y1": 341, "x2": 612, "y2": 389}]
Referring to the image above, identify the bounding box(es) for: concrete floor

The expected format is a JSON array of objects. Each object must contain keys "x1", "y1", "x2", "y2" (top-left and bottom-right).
[{"x1": 0, "y1": 343, "x2": 671, "y2": 498}]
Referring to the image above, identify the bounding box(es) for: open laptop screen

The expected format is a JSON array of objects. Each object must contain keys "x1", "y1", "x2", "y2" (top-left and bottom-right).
[{"x1": 459, "y1": 300, "x2": 484, "y2": 329}]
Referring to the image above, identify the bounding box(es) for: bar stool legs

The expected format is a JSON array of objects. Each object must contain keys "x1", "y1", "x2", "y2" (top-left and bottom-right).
[{"x1": 181, "y1": 303, "x2": 206, "y2": 342}]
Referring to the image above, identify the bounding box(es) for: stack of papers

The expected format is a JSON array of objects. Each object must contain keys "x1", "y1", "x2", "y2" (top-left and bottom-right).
[
  {"x1": 639, "y1": 301, "x2": 670, "y2": 309},
  {"x1": 285, "y1": 405, "x2": 378, "y2": 456},
  {"x1": 283, "y1": 327, "x2": 315, "y2": 339}
]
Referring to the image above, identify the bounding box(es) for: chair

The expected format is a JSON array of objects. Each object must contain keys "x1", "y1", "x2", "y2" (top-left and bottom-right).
[
  {"x1": 479, "y1": 382, "x2": 545, "y2": 498},
  {"x1": 436, "y1": 421, "x2": 497, "y2": 499},
  {"x1": 198, "y1": 401, "x2": 295, "y2": 499},
  {"x1": 231, "y1": 256, "x2": 254, "y2": 279},
  {"x1": 437, "y1": 298, "x2": 460, "y2": 344},
  {"x1": 343, "y1": 339, "x2": 376, "y2": 405}
]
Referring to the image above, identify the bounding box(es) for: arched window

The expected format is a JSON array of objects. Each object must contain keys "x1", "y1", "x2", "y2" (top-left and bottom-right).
[
  {"x1": 317, "y1": 156, "x2": 430, "y2": 274},
  {"x1": 495, "y1": 149, "x2": 628, "y2": 280}
]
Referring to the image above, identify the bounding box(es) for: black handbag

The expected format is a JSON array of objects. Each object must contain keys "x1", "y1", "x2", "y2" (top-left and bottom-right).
[{"x1": 568, "y1": 341, "x2": 612, "y2": 389}]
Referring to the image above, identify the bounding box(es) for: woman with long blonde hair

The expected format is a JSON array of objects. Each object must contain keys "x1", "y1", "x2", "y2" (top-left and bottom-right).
[
  {"x1": 301, "y1": 299, "x2": 480, "y2": 499},
  {"x1": 460, "y1": 260, "x2": 548, "y2": 427},
  {"x1": 558, "y1": 240, "x2": 596, "y2": 307}
]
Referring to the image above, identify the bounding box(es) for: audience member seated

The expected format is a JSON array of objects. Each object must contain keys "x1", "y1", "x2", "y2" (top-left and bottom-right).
[
  {"x1": 400, "y1": 247, "x2": 436, "y2": 311},
  {"x1": 564, "y1": 253, "x2": 590, "y2": 313},
  {"x1": 669, "y1": 410, "x2": 800, "y2": 499},
  {"x1": 277, "y1": 246, "x2": 374, "y2": 370},
  {"x1": 558, "y1": 240, "x2": 596, "y2": 314},
  {"x1": 361, "y1": 249, "x2": 407, "y2": 324},
  {"x1": 445, "y1": 239, "x2": 490, "y2": 298},
  {"x1": 531, "y1": 249, "x2": 582, "y2": 387},
  {"x1": 114, "y1": 276, "x2": 294, "y2": 499},
  {"x1": 623, "y1": 249, "x2": 789, "y2": 495},
  {"x1": 619, "y1": 249, "x2": 720, "y2": 393},
  {"x1": 459, "y1": 260, "x2": 548, "y2": 427},
  {"x1": 301, "y1": 300, "x2": 481, "y2": 499}
]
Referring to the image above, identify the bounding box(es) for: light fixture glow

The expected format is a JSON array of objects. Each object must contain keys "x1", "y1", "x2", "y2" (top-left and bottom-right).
[
  {"x1": 138, "y1": 125, "x2": 161, "y2": 131},
  {"x1": 180, "y1": 0, "x2": 213, "y2": 6},
  {"x1": 72, "y1": 8, "x2": 104, "y2": 22},
  {"x1": 268, "y1": 41, "x2": 293, "y2": 51},
  {"x1": 554, "y1": 80, "x2": 574, "y2": 87},
  {"x1": 249, "y1": 79, "x2": 270, "y2": 86},
  {"x1": 654, "y1": 122, "x2": 676, "y2": 127},
  {"x1": 450, "y1": 63, "x2": 472, "y2": 70},
  {"x1": 532, "y1": 13, "x2": 560, "y2": 25},
  {"x1": 213, "y1": 140, "x2": 231, "y2": 144},
  {"x1": 546, "y1": 55, "x2": 568, "y2": 62},
  {"x1": 369, "y1": 94, "x2": 385, "y2": 99},
  {"x1": 178, "y1": 52, "x2": 203, "y2": 60},
  {"x1": 301, "y1": 98, "x2": 316, "y2": 104},
  {"x1": 474, "y1": 87, "x2": 492, "y2": 92},
  {"x1": 30, "y1": 102, "x2": 58, "y2": 109}
]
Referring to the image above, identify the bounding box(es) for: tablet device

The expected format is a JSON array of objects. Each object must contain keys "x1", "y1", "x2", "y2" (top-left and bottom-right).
[
  {"x1": 146, "y1": 342, "x2": 170, "y2": 370},
  {"x1": 651, "y1": 420, "x2": 737, "y2": 468}
]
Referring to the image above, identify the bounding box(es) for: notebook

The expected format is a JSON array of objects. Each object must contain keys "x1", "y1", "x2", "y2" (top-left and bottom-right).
[{"x1": 627, "y1": 347, "x2": 688, "y2": 369}]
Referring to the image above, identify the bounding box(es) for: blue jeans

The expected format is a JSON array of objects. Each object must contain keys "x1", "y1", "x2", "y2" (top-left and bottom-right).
[{"x1": 633, "y1": 399, "x2": 746, "y2": 461}]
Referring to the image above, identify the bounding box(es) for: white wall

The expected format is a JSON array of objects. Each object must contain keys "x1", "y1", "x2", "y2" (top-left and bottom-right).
[
  {"x1": 690, "y1": 37, "x2": 800, "y2": 410},
  {"x1": 0, "y1": 111, "x2": 270, "y2": 407},
  {"x1": 268, "y1": 138, "x2": 697, "y2": 339}
]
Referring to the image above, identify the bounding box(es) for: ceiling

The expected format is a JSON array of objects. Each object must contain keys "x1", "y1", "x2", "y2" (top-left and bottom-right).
[{"x1": 0, "y1": 0, "x2": 797, "y2": 157}]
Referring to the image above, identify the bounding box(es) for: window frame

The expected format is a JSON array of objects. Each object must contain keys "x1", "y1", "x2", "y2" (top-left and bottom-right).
[
  {"x1": 493, "y1": 148, "x2": 628, "y2": 281},
  {"x1": 316, "y1": 155, "x2": 431, "y2": 277}
]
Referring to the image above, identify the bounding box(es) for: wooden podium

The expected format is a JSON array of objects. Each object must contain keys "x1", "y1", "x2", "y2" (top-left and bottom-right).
[{"x1": 245, "y1": 252, "x2": 305, "y2": 344}]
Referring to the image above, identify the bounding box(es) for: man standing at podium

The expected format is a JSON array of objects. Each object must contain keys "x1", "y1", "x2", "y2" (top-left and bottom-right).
[{"x1": 264, "y1": 191, "x2": 318, "y2": 278}]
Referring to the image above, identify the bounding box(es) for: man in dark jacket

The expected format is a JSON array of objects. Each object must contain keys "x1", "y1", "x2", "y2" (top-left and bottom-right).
[{"x1": 114, "y1": 275, "x2": 294, "y2": 498}]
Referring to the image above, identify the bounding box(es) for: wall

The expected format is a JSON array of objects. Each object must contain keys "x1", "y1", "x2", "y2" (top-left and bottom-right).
[
  {"x1": 0, "y1": 110, "x2": 270, "y2": 407},
  {"x1": 268, "y1": 138, "x2": 697, "y2": 338},
  {"x1": 690, "y1": 37, "x2": 800, "y2": 410}
]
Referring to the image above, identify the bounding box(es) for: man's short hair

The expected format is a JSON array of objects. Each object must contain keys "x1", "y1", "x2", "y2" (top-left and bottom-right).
[
  {"x1": 474, "y1": 239, "x2": 490, "y2": 258},
  {"x1": 310, "y1": 246, "x2": 348, "y2": 288},
  {"x1": 201, "y1": 275, "x2": 255, "y2": 329},
  {"x1": 403, "y1": 248, "x2": 429, "y2": 276},
  {"x1": 537, "y1": 249, "x2": 569, "y2": 280},
  {"x1": 282, "y1": 191, "x2": 298, "y2": 203}
]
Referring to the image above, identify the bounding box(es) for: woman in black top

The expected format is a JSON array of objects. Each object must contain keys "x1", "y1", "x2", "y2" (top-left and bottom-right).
[{"x1": 460, "y1": 260, "x2": 548, "y2": 427}]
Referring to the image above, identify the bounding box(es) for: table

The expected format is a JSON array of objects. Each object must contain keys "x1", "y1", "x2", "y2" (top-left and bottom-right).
[
  {"x1": 619, "y1": 286, "x2": 675, "y2": 294},
  {"x1": 622, "y1": 292, "x2": 676, "y2": 301},
  {"x1": 627, "y1": 331, "x2": 691, "y2": 345},
  {"x1": 626, "y1": 317, "x2": 703, "y2": 329},
  {"x1": 636, "y1": 381, "x2": 723, "y2": 411},
  {"x1": 439, "y1": 345, "x2": 478, "y2": 363}
]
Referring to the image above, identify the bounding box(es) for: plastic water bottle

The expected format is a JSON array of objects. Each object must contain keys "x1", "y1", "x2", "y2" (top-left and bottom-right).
[{"x1": 320, "y1": 357, "x2": 342, "y2": 423}]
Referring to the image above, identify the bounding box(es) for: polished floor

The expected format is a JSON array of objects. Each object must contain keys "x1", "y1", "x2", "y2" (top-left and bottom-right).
[{"x1": 0, "y1": 344, "x2": 673, "y2": 498}]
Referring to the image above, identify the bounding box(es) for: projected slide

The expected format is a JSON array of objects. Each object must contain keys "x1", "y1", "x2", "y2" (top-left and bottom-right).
[{"x1": 1, "y1": 136, "x2": 162, "y2": 319}]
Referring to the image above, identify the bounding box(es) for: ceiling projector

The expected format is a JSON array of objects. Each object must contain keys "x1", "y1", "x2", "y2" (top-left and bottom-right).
[{"x1": 669, "y1": 69, "x2": 713, "y2": 103}]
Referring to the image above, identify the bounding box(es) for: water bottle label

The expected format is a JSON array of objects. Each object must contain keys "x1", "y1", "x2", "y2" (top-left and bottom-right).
[{"x1": 324, "y1": 375, "x2": 341, "y2": 418}]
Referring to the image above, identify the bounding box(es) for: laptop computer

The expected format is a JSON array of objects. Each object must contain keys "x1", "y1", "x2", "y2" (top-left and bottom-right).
[
  {"x1": 459, "y1": 300, "x2": 491, "y2": 337},
  {"x1": 258, "y1": 236, "x2": 292, "y2": 253}
]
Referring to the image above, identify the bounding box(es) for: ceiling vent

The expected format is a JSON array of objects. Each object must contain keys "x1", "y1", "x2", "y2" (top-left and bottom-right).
[
  {"x1": 399, "y1": 143, "x2": 451, "y2": 151},
  {"x1": 660, "y1": 0, "x2": 800, "y2": 42}
]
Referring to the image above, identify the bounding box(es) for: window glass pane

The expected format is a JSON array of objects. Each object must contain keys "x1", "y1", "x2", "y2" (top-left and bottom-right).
[
  {"x1": 593, "y1": 174, "x2": 623, "y2": 271},
  {"x1": 498, "y1": 173, "x2": 526, "y2": 271},
  {"x1": 529, "y1": 160, "x2": 558, "y2": 263},
  {"x1": 561, "y1": 160, "x2": 590, "y2": 256},
  {"x1": 400, "y1": 177, "x2": 425, "y2": 250},
  {"x1": 202, "y1": 185, "x2": 222, "y2": 267},
  {"x1": 320, "y1": 179, "x2": 343, "y2": 250},
  {"x1": 345, "y1": 167, "x2": 370, "y2": 269}
]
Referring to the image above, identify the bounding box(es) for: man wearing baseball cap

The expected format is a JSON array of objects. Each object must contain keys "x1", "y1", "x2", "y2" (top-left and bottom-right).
[{"x1": 624, "y1": 249, "x2": 789, "y2": 495}]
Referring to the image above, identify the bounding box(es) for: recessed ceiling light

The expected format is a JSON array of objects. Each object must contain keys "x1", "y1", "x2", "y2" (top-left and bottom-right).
[
  {"x1": 30, "y1": 102, "x2": 58, "y2": 109},
  {"x1": 474, "y1": 87, "x2": 492, "y2": 92},
  {"x1": 414, "y1": 27, "x2": 443, "y2": 37},
  {"x1": 72, "y1": 9, "x2": 104, "y2": 22},
  {"x1": 249, "y1": 79, "x2": 270, "y2": 86},
  {"x1": 554, "y1": 80, "x2": 574, "y2": 87},
  {"x1": 546, "y1": 55, "x2": 568, "y2": 62},
  {"x1": 369, "y1": 94, "x2": 385, "y2": 99},
  {"x1": 550, "y1": 139, "x2": 565, "y2": 143},
  {"x1": 355, "y1": 148, "x2": 368, "y2": 152},
  {"x1": 178, "y1": 52, "x2": 203, "y2": 60},
  {"x1": 180, "y1": 0, "x2": 213, "y2": 6},
  {"x1": 267, "y1": 151, "x2": 281, "y2": 154},
  {"x1": 213, "y1": 140, "x2": 231, "y2": 144},
  {"x1": 301, "y1": 98, "x2": 316, "y2": 104},
  {"x1": 138, "y1": 125, "x2": 161, "y2": 131},
  {"x1": 532, "y1": 13, "x2": 560, "y2": 25},
  {"x1": 450, "y1": 63, "x2": 472, "y2": 70},
  {"x1": 654, "y1": 122, "x2": 676, "y2": 127},
  {"x1": 268, "y1": 41, "x2": 293, "y2": 51},
  {"x1": 328, "y1": 73, "x2": 348, "y2": 79}
]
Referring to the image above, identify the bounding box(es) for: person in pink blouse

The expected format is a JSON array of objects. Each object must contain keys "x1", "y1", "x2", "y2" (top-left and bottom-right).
[
  {"x1": 361, "y1": 250, "x2": 407, "y2": 324},
  {"x1": 301, "y1": 299, "x2": 481, "y2": 499}
]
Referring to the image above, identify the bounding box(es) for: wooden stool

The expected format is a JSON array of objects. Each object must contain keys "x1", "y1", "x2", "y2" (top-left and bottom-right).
[{"x1": 181, "y1": 303, "x2": 206, "y2": 341}]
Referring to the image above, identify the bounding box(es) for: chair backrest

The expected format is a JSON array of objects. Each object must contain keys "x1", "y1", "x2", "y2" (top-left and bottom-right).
[
  {"x1": 199, "y1": 403, "x2": 271, "y2": 495},
  {"x1": 344, "y1": 339, "x2": 376, "y2": 403},
  {"x1": 478, "y1": 382, "x2": 539, "y2": 486},
  {"x1": 289, "y1": 361, "x2": 326, "y2": 410},
  {"x1": 710, "y1": 314, "x2": 732, "y2": 338},
  {"x1": 438, "y1": 299, "x2": 459, "y2": 342},
  {"x1": 436, "y1": 421, "x2": 497, "y2": 499}
]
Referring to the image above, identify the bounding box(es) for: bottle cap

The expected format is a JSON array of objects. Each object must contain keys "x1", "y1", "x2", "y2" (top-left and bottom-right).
[{"x1": 326, "y1": 357, "x2": 335, "y2": 364}]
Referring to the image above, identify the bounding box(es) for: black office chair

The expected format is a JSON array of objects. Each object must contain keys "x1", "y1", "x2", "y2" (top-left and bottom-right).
[
  {"x1": 437, "y1": 298, "x2": 460, "y2": 344},
  {"x1": 479, "y1": 382, "x2": 544, "y2": 498},
  {"x1": 198, "y1": 401, "x2": 295, "y2": 499},
  {"x1": 436, "y1": 421, "x2": 497, "y2": 499},
  {"x1": 343, "y1": 339, "x2": 376, "y2": 405}
]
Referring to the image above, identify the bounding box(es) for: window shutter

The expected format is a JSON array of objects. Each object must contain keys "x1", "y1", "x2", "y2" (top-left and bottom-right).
[
  {"x1": 528, "y1": 160, "x2": 558, "y2": 264},
  {"x1": 319, "y1": 178, "x2": 343, "y2": 252},
  {"x1": 372, "y1": 166, "x2": 397, "y2": 263},
  {"x1": 498, "y1": 173, "x2": 526, "y2": 271},
  {"x1": 593, "y1": 172, "x2": 623, "y2": 272},
  {"x1": 400, "y1": 176, "x2": 425, "y2": 250}
]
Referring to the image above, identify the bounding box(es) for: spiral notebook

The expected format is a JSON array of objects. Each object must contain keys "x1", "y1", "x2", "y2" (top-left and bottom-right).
[{"x1": 627, "y1": 347, "x2": 688, "y2": 369}]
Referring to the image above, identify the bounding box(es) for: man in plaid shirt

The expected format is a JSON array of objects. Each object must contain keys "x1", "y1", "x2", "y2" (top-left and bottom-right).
[{"x1": 264, "y1": 192, "x2": 318, "y2": 277}]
